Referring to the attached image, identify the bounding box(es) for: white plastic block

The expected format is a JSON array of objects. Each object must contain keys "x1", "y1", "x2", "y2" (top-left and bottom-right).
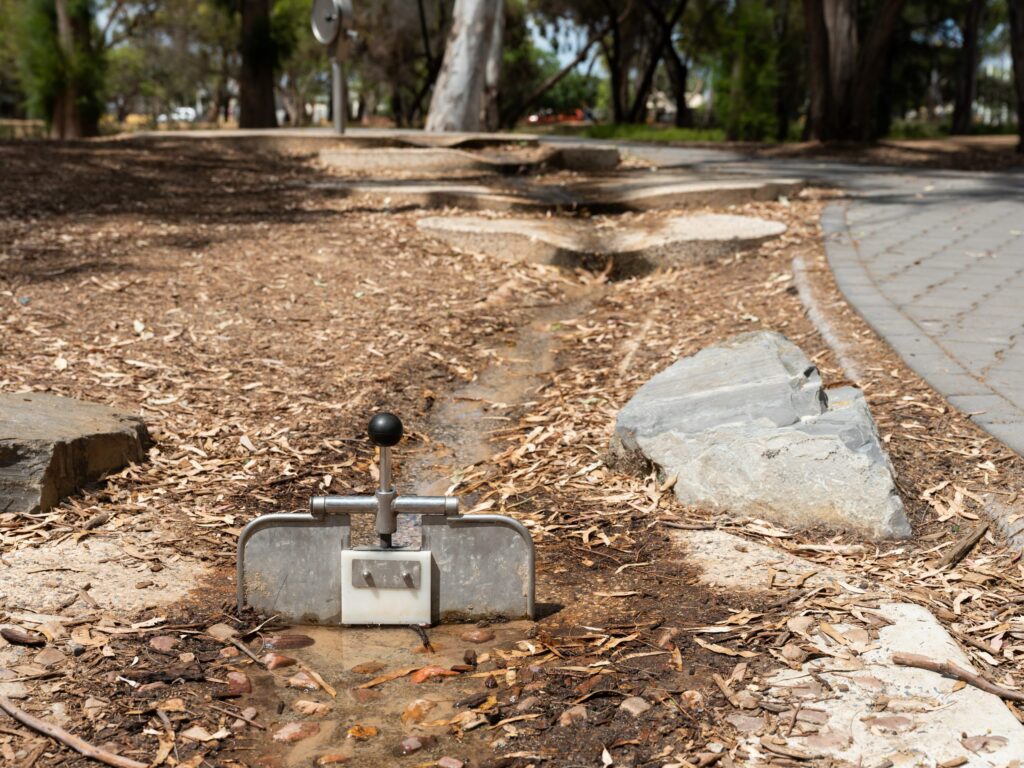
[{"x1": 341, "y1": 549, "x2": 432, "y2": 625}]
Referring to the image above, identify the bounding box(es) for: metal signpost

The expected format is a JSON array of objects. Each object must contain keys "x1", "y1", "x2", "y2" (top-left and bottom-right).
[
  {"x1": 237, "y1": 413, "x2": 536, "y2": 625},
  {"x1": 311, "y1": 0, "x2": 353, "y2": 134}
]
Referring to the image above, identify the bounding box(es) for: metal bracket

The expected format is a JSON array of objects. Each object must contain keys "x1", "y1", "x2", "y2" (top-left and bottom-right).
[{"x1": 351, "y1": 558, "x2": 421, "y2": 589}]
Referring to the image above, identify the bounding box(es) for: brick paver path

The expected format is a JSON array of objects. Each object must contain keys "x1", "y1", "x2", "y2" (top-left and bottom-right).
[{"x1": 821, "y1": 171, "x2": 1024, "y2": 455}]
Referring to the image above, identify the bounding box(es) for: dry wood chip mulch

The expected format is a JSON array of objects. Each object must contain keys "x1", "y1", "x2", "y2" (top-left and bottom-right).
[{"x1": 1, "y1": 142, "x2": 1023, "y2": 768}]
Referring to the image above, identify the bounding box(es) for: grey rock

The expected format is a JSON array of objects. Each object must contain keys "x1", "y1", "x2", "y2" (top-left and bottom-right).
[
  {"x1": 0, "y1": 392, "x2": 148, "y2": 515},
  {"x1": 618, "y1": 696, "x2": 652, "y2": 717},
  {"x1": 612, "y1": 332, "x2": 909, "y2": 539},
  {"x1": 611, "y1": 331, "x2": 825, "y2": 470}
]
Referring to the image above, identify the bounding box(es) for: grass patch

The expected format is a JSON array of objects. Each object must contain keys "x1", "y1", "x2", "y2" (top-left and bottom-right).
[{"x1": 542, "y1": 123, "x2": 728, "y2": 143}]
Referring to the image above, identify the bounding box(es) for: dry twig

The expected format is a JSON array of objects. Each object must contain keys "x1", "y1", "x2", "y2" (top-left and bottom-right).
[
  {"x1": 891, "y1": 652, "x2": 1024, "y2": 702},
  {"x1": 0, "y1": 695, "x2": 148, "y2": 768}
]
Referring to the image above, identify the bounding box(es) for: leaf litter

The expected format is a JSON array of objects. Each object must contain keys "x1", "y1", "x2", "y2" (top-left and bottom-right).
[{"x1": 1, "y1": 141, "x2": 1023, "y2": 767}]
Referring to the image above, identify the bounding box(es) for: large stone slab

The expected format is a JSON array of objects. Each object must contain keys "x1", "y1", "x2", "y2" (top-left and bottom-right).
[
  {"x1": 611, "y1": 332, "x2": 909, "y2": 539},
  {"x1": 560, "y1": 173, "x2": 805, "y2": 212},
  {"x1": 1, "y1": 392, "x2": 148, "y2": 514},
  {"x1": 671, "y1": 528, "x2": 1024, "y2": 764},
  {"x1": 319, "y1": 144, "x2": 619, "y2": 179},
  {"x1": 416, "y1": 214, "x2": 786, "y2": 276},
  {"x1": 750, "y1": 603, "x2": 1024, "y2": 765},
  {"x1": 315, "y1": 180, "x2": 570, "y2": 211},
  {"x1": 321, "y1": 172, "x2": 802, "y2": 213}
]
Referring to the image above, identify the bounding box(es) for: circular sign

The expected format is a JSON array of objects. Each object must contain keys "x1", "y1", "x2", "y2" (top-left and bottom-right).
[{"x1": 311, "y1": 0, "x2": 346, "y2": 45}]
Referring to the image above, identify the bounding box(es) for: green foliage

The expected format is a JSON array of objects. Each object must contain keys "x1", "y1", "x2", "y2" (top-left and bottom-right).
[
  {"x1": 580, "y1": 122, "x2": 726, "y2": 142},
  {"x1": 16, "y1": 0, "x2": 105, "y2": 129},
  {"x1": 500, "y1": 0, "x2": 600, "y2": 124},
  {"x1": 713, "y1": 0, "x2": 778, "y2": 141},
  {"x1": 272, "y1": 0, "x2": 327, "y2": 124}
]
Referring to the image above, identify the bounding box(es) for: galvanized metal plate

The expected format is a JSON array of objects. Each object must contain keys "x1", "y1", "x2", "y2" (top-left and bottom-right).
[
  {"x1": 350, "y1": 558, "x2": 421, "y2": 589},
  {"x1": 422, "y1": 514, "x2": 535, "y2": 622},
  {"x1": 236, "y1": 513, "x2": 347, "y2": 624},
  {"x1": 238, "y1": 512, "x2": 534, "y2": 625}
]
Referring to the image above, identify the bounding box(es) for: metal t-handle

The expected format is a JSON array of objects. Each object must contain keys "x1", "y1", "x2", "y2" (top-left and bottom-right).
[{"x1": 368, "y1": 412, "x2": 403, "y2": 547}]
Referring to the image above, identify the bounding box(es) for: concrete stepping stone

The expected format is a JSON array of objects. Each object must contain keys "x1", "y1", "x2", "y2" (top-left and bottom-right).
[
  {"x1": 416, "y1": 214, "x2": 786, "y2": 276},
  {"x1": 323, "y1": 171, "x2": 800, "y2": 212},
  {"x1": 319, "y1": 180, "x2": 572, "y2": 211},
  {"x1": 0, "y1": 392, "x2": 148, "y2": 514},
  {"x1": 671, "y1": 528, "x2": 1024, "y2": 764},
  {"x1": 319, "y1": 144, "x2": 619, "y2": 178},
  {"x1": 611, "y1": 331, "x2": 909, "y2": 539},
  {"x1": 754, "y1": 603, "x2": 1024, "y2": 765},
  {"x1": 560, "y1": 172, "x2": 806, "y2": 211}
]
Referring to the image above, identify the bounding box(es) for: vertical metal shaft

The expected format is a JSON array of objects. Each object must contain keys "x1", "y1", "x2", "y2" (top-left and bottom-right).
[
  {"x1": 331, "y1": 58, "x2": 346, "y2": 135},
  {"x1": 377, "y1": 446, "x2": 393, "y2": 548}
]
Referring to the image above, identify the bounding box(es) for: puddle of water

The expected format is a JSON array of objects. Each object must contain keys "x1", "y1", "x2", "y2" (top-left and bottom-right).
[{"x1": 229, "y1": 621, "x2": 532, "y2": 767}]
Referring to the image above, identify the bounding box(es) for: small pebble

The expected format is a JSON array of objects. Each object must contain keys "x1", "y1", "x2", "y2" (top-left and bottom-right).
[
  {"x1": 463, "y1": 649, "x2": 477, "y2": 667},
  {"x1": 287, "y1": 672, "x2": 320, "y2": 691},
  {"x1": 350, "y1": 688, "x2": 381, "y2": 704},
  {"x1": 273, "y1": 722, "x2": 320, "y2": 743},
  {"x1": 149, "y1": 636, "x2": 179, "y2": 654},
  {"x1": 350, "y1": 660, "x2": 384, "y2": 675},
  {"x1": 619, "y1": 696, "x2": 651, "y2": 717},
  {"x1": 436, "y1": 758, "x2": 464, "y2": 768},
  {"x1": 558, "y1": 704, "x2": 588, "y2": 727},
  {"x1": 225, "y1": 671, "x2": 252, "y2": 696},
  {"x1": 393, "y1": 735, "x2": 436, "y2": 756},
  {"x1": 515, "y1": 695, "x2": 541, "y2": 713},
  {"x1": 262, "y1": 653, "x2": 297, "y2": 670},
  {"x1": 219, "y1": 646, "x2": 240, "y2": 658},
  {"x1": 459, "y1": 628, "x2": 495, "y2": 644},
  {"x1": 293, "y1": 699, "x2": 331, "y2": 716}
]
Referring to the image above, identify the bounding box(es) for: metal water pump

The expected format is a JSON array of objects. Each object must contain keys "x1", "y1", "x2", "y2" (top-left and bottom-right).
[{"x1": 237, "y1": 413, "x2": 535, "y2": 625}]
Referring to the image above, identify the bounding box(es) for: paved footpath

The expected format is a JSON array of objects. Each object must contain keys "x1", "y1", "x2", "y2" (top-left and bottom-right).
[{"x1": 564, "y1": 138, "x2": 1024, "y2": 455}]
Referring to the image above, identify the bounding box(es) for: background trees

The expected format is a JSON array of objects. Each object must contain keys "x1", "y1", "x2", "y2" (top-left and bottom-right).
[{"x1": 2, "y1": 0, "x2": 1022, "y2": 148}]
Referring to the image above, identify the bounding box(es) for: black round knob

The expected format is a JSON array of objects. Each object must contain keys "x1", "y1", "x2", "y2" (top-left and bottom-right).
[{"x1": 367, "y1": 412, "x2": 403, "y2": 447}]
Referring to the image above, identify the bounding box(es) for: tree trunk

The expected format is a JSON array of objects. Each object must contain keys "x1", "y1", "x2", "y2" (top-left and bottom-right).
[
  {"x1": 632, "y1": 0, "x2": 688, "y2": 124},
  {"x1": 823, "y1": 0, "x2": 857, "y2": 135},
  {"x1": 804, "y1": 0, "x2": 906, "y2": 141},
  {"x1": 774, "y1": 0, "x2": 792, "y2": 142},
  {"x1": 847, "y1": 0, "x2": 906, "y2": 140},
  {"x1": 51, "y1": 0, "x2": 103, "y2": 138},
  {"x1": 952, "y1": 0, "x2": 984, "y2": 134},
  {"x1": 664, "y1": 49, "x2": 691, "y2": 127},
  {"x1": 1007, "y1": 0, "x2": 1024, "y2": 152},
  {"x1": 239, "y1": 0, "x2": 277, "y2": 128},
  {"x1": 481, "y1": 0, "x2": 505, "y2": 130},
  {"x1": 803, "y1": 0, "x2": 829, "y2": 139},
  {"x1": 425, "y1": 0, "x2": 499, "y2": 132}
]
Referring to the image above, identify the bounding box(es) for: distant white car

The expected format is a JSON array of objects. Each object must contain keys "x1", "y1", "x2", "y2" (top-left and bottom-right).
[{"x1": 157, "y1": 107, "x2": 198, "y2": 123}]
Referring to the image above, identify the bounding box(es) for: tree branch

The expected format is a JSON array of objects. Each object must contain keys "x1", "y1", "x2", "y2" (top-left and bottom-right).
[
  {"x1": 0, "y1": 696, "x2": 148, "y2": 768},
  {"x1": 892, "y1": 653, "x2": 1024, "y2": 702}
]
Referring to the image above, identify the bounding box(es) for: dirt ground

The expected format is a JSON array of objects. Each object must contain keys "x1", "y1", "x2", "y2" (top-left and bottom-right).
[{"x1": 2, "y1": 139, "x2": 1024, "y2": 768}]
